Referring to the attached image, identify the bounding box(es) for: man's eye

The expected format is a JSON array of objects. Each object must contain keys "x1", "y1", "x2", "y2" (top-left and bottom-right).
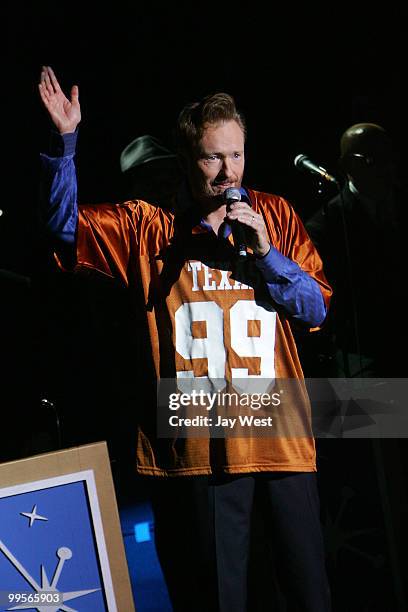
[
  {"x1": 234, "y1": 153, "x2": 242, "y2": 159},
  {"x1": 206, "y1": 155, "x2": 219, "y2": 162}
]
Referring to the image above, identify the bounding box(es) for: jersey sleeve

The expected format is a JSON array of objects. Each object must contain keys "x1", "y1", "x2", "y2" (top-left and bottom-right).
[
  {"x1": 282, "y1": 199, "x2": 332, "y2": 313},
  {"x1": 75, "y1": 200, "x2": 164, "y2": 286},
  {"x1": 253, "y1": 191, "x2": 332, "y2": 329}
]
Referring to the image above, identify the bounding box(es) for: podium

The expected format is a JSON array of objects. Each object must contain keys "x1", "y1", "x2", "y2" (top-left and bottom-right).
[{"x1": 0, "y1": 442, "x2": 135, "y2": 611}]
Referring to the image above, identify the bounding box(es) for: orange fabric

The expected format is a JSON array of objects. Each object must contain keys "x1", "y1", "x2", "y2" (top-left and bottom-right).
[{"x1": 75, "y1": 189, "x2": 332, "y2": 476}]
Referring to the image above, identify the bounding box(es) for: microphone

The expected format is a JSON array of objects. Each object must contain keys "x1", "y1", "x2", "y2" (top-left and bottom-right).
[
  {"x1": 224, "y1": 187, "x2": 249, "y2": 258},
  {"x1": 294, "y1": 154, "x2": 338, "y2": 184}
]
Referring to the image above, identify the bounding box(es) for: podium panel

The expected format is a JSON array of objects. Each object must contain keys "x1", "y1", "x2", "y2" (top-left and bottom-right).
[{"x1": 0, "y1": 441, "x2": 135, "y2": 611}]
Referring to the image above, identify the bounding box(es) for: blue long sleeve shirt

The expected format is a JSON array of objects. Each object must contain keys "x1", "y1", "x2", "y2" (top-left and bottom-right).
[{"x1": 40, "y1": 132, "x2": 327, "y2": 327}]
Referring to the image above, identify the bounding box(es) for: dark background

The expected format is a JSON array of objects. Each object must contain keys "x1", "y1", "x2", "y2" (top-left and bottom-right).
[
  {"x1": 3, "y1": 2, "x2": 408, "y2": 610},
  {"x1": 4, "y1": 1, "x2": 408, "y2": 275}
]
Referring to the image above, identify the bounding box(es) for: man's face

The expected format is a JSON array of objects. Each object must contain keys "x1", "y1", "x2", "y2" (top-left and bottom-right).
[
  {"x1": 348, "y1": 154, "x2": 395, "y2": 200},
  {"x1": 187, "y1": 119, "x2": 245, "y2": 204}
]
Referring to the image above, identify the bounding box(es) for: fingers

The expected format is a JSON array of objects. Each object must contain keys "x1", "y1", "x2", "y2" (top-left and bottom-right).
[
  {"x1": 41, "y1": 66, "x2": 52, "y2": 92},
  {"x1": 38, "y1": 81, "x2": 50, "y2": 105},
  {"x1": 39, "y1": 66, "x2": 63, "y2": 97},
  {"x1": 39, "y1": 66, "x2": 55, "y2": 100},
  {"x1": 47, "y1": 66, "x2": 62, "y2": 93},
  {"x1": 225, "y1": 204, "x2": 270, "y2": 255},
  {"x1": 236, "y1": 213, "x2": 258, "y2": 227},
  {"x1": 70, "y1": 85, "x2": 79, "y2": 103},
  {"x1": 226, "y1": 204, "x2": 260, "y2": 228}
]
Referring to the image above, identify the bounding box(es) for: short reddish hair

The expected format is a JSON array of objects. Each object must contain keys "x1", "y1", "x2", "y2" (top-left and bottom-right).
[{"x1": 176, "y1": 92, "x2": 246, "y2": 158}]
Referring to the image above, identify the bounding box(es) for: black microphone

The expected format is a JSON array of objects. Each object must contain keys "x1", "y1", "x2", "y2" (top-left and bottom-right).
[
  {"x1": 294, "y1": 154, "x2": 338, "y2": 184},
  {"x1": 224, "y1": 187, "x2": 249, "y2": 258}
]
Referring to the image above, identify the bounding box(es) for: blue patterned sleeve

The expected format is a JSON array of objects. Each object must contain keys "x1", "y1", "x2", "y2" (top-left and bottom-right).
[
  {"x1": 255, "y1": 246, "x2": 327, "y2": 327},
  {"x1": 40, "y1": 132, "x2": 78, "y2": 246}
]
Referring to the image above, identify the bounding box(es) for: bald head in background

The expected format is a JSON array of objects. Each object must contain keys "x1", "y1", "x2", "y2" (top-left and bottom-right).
[{"x1": 339, "y1": 122, "x2": 395, "y2": 200}]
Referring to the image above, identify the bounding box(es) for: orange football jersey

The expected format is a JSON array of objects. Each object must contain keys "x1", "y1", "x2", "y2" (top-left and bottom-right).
[{"x1": 74, "y1": 188, "x2": 331, "y2": 476}]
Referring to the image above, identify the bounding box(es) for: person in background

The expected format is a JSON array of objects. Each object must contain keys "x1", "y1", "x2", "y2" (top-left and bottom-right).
[
  {"x1": 119, "y1": 134, "x2": 183, "y2": 211},
  {"x1": 305, "y1": 123, "x2": 403, "y2": 377},
  {"x1": 303, "y1": 125, "x2": 408, "y2": 612}
]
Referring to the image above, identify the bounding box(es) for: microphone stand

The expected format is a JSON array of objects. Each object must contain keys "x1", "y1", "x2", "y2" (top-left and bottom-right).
[
  {"x1": 315, "y1": 170, "x2": 405, "y2": 610},
  {"x1": 310, "y1": 179, "x2": 363, "y2": 378},
  {"x1": 305, "y1": 169, "x2": 363, "y2": 378},
  {"x1": 41, "y1": 397, "x2": 63, "y2": 449},
  {"x1": 327, "y1": 178, "x2": 363, "y2": 378},
  {"x1": 333, "y1": 182, "x2": 406, "y2": 611}
]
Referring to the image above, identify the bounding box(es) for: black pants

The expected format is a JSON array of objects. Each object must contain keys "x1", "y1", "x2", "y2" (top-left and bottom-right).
[{"x1": 150, "y1": 472, "x2": 331, "y2": 612}]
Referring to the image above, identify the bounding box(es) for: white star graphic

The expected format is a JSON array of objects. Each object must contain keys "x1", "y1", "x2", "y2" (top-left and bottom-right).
[
  {"x1": 0, "y1": 541, "x2": 101, "y2": 612},
  {"x1": 20, "y1": 505, "x2": 48, "y2": 528}
]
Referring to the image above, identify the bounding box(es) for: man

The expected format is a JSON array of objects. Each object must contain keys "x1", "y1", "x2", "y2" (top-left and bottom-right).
[
  {"x1": 306, "y1": 123, "x2": 402, "y2": 377},
  {"x1": 119, "y1": 133, "x2": 183, "y2": 210},
  {"x1": 304, "y1": 127, "x2": 408, "y2": 609},
  {"x1": 39, "y1": 65, "x2": 332, "y2": 612}
]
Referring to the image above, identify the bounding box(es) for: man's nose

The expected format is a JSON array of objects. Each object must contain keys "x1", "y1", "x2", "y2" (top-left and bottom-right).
[{"x1": 220, "y1": 157, "x2": 234, "y2": 177}]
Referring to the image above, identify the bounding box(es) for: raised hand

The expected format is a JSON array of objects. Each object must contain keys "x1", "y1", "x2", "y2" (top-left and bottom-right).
[{"x1": 38, "y1": 66, "x2": 81, "y2": 134}]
